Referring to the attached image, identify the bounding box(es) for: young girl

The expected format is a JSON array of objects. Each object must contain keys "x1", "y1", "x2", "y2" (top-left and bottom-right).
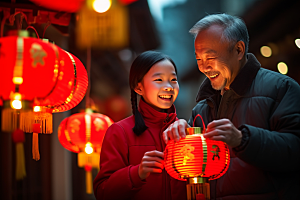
[{"x1": 93, "y1": 51, "x2": 187, "y2": 200}]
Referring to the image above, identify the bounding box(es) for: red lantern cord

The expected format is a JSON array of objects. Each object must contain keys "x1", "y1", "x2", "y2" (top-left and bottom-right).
[
  {"x1": 26, "y1": 26, "x2": 40, "y2": 39},
  {"x1": 193, "y1": 114, "x2": 206, "y2": 133},
  {"x1": 42, "y1": 22, "x2": 51, "y2": 38},
  {"x1": 85, "y1": 47, "x2": 91, "y2": 109}
]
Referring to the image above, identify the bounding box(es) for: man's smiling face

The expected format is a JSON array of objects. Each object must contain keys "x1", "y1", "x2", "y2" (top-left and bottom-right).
[{"x1": 194, "y1": 25, "x2": 241, "y2": 91}]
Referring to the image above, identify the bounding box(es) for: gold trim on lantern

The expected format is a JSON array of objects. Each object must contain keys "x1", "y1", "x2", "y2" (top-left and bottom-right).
[
  {"x1": 188, "y1": 177, "x2": 208, "y2": 184},
  {"x1": 200, "y1": 134, "x2": 208, "y2": 175},
  {"x1": 186, "y1": 127, "x2": 202, "y2": 135},
  {"x1": 14, "y1": 37, "x2": 24, "y2": 81},
  {"x1": 64, "y1": 51, "x2": 77, "y2": 104},
  {"x1": 47, "y1": 50, "x2": 77, "y2": 111},
  {"x1": 85, "y1": 114, "x2": 91, "y2": 142}
]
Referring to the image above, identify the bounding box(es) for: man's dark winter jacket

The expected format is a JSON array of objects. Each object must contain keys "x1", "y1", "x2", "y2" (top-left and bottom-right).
[{"x1": 188, "y1": 53, "x2": 300, "y2": 200}]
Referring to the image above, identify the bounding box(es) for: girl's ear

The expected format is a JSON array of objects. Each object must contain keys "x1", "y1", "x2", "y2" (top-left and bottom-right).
[{"x1": 134, "y1": 83, "x2": 143, "y2": 96}]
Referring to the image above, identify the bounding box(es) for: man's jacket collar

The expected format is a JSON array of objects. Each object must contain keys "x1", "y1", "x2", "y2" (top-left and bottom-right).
[{"x1": 196, "y1": 53, "x2": 261, "y2": 102}]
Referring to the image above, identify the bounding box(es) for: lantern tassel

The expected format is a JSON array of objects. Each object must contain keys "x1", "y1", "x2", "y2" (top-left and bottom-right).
[
  {"x1": 15, "y1": 143, "x2": 26, "y2": 180},
  {"x1": 86, "y1": 170, "x2": 92, "y2": 194},
  {"x1": 85, "y1": 164, "x2": 93, "y2": 194},
  {"x1": 19, "y1": 110, "x2": 34, "y2": 133},
  {"x1": 186, "y1": 182, "x2": 210, "y2": 200},
  {"x1": 32, "y1": 132, "x2": 40, "y2": 161},
  {"x1": 1, "y1": 101, "x2": 33, "y2": 132},
  {"x1": 12, "y1": 129, "x2": 26, "y2": 180},
  {"x1": 33, "y1": 110, "x2": 53, "y2": 134}
]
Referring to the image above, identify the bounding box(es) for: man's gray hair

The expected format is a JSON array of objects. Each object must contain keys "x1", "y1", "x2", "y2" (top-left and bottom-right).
[{"x1": 189, "y1": 13, "x2": 249, "y2": 54}]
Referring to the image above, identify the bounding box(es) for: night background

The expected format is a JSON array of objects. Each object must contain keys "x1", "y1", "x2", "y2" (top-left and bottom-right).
[{"x1": 0, "y1": 0, "x2": 300, "y2": 199}]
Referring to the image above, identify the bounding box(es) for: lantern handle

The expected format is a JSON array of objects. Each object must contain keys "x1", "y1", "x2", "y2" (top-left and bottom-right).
[
  {"x1": 26, "y1": 26, "x2": 39, "y2": 39},
  {"x1": 193, "y1": 114, "x2": 206, "y2": 133}
]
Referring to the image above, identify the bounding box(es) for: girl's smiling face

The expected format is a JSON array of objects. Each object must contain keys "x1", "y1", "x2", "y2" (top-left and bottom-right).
[{"x1": 135, "y1": 59, "x2": 179, "y2": 112}]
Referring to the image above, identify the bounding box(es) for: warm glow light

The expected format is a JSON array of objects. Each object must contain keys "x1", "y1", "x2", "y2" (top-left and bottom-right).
[
  {"x1": 85, "y1": 142, "x2": 94, "y2": 154},
  {"x1": 93, "y1": 0, "x2": 111, "y2": 13},
  {"x1": 295, "y1": 39, "x2": 300, "y2": 49},
  {"x1": 34, "y1": 106, "x2": 42, "y2": 112},
  {"x1": 13, "y1": 93, "x2": 22, "y2": 100},
  {"x1": 277, "y1": 62, "x2": 288, "y2": 74},
  {"x1": 260, "y1": 46, "x2": 272, "y2": 57},
  {"x1": 11, "y1": 100, "x2": 22, "y2": 109},
  {"x1": 12, "y1": 77, "x2": 23, "y2": 84}
]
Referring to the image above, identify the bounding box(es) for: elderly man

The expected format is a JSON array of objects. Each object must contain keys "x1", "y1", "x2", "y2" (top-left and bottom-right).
[{"x1": 163, "y1": 13, "x2": 300, "y2": 199}]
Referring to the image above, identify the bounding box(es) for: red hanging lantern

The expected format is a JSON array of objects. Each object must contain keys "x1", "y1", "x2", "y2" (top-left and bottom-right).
[
  {"x1": 27, "y1": 49, "x2": 88, "y2": 161},
  {"x1": 0, "y1": 31, "x2": 62, "y2": 132},
  {"x1": 164, "y1": 115, "x2": 230, "y2": 200},
  {"x1": 29, "y1": 0, "x2": 85, "y2": 13},
  {"x1": 0, "y1": 32, "x2": 88, "y2": 161},
  {"x1": 45, "y1": 50, "x2": 88, "y2": 113},
  {"x1": 58, "y1": 111, "x2": 113, "y2": 193},
  {"x1": 31, "y1": 49, "x2": 88, "y2": 134}
]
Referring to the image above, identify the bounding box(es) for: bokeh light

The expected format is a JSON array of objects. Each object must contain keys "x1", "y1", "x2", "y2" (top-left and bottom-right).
[
  {"x1": 260, "y1": 46, "x2": 272, "y2": 57},
  {"x1": 85, "y1": 142, "x2": 94, "y2": 154},
  {"x1": 93, "y1": 0, "x2": 112, "y2": 13},
  {"x1": 11, "y1": 100, "x2": 22, "y2": 109},
  {"x1": 295, "y1": 38, "x2": 300, "y2": 49},
  {"x1": 277, "y1": 62, "x2": 288, "y2": 74}
]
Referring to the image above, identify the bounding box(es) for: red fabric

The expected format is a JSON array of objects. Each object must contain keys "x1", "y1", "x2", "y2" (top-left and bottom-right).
[{"x1": 93, "y1": 99, "x2": 187, "y2": 200}]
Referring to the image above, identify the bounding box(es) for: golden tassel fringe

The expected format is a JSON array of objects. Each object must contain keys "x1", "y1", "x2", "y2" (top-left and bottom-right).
[
  {"x1": 34, "y1": 112, "x2": 53, "y2": 134},
  {"x1": 86, "y1": 170, "x2": 92, "y2": 194},
  {"x1": 1, "y1": 108, "x2": 32, "y2": 132},
  {"x1": 15, "y1": 143, "x2": 26, "y2": 180},
  {"x1": 19, "y1": 111, "x2": 34, "y2": 133},
  {"x1": 32, "y1": 133, "x2": 40, "y2": 161},
  {"x1": 20, "y1": 111, "x2": 53, "y2": 134},
  {"x1": 186, "y1": 183, "x2": 210, "y2": 200}
]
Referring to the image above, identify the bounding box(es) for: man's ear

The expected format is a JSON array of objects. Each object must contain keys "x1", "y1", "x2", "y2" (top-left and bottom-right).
[
  {"x1": 134, "y1": 83, "x2": 143, "y2": 96},
  {"x1": 235, "y1": 41, "x2": 245, "y2": 60}
]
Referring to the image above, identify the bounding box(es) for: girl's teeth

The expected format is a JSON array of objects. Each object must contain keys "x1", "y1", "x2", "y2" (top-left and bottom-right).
[{"x1": 160, "y1": 95, "x2": 171, "y2": 99}]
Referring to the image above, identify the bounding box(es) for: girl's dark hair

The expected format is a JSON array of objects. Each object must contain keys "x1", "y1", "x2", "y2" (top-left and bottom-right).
[{"x1": 129, "y1": 51, "x2": 177, "y2": 136}]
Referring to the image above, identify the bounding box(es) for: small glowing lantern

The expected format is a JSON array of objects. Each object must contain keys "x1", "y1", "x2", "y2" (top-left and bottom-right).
[
  {"x1": 58, "y1": 111, "x2": 113, "y2": 193},
  {"x1": 76, "y1": 1, "x2": 129, "y2": 49},
  {"x1": 29, "y1": 0, "x2": 85, "y2": 13},
  {"x1": 164, "y1": 115, "x2": 230, "y2": 200}
]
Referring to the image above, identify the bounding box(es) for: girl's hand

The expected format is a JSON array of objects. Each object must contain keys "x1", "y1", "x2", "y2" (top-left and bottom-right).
[
  {"x1": 138, "y1": 150, "x2": 164, "y2": 180},
  {"x1": 163, "y1": 119, "x2": 189, "y2": 144}
]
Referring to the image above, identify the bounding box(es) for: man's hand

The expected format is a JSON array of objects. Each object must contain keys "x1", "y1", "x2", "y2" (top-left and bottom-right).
[
  {"x1": 163, "y1": 119, "x2": 190, "y2": 144},
  {"x1": 138, "y1": 150, "x2": 164, "y2": 180},
  {"x1": 203, "y1": 118, "x2": 242, "y2": 147}
]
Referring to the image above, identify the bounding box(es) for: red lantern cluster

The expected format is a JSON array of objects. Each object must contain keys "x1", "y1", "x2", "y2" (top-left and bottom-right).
[
  {"x1": 0, "y1": 33, "x2": 88, "y2": 133},
  {"x1": 0, "y1": 31, "x2": 88, "y2": 162}
]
